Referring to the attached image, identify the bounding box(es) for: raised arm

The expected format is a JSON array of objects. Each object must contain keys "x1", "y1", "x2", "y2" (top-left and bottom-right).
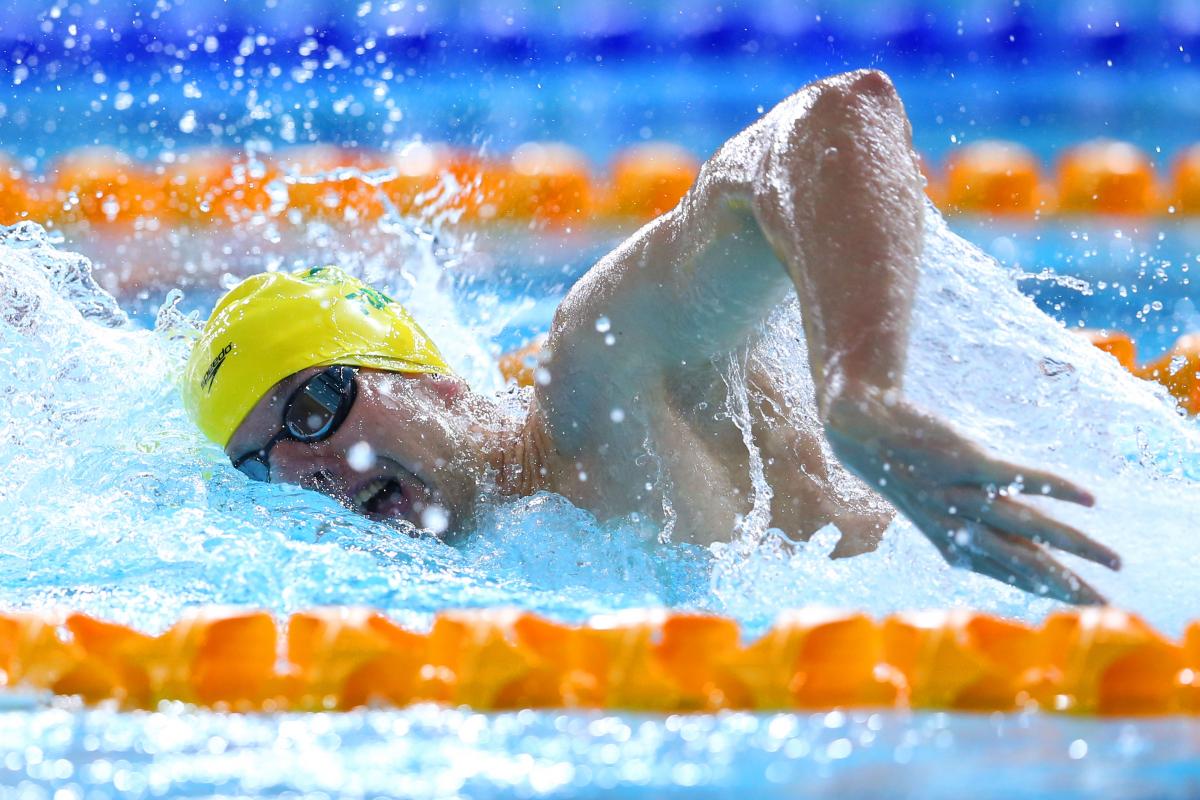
[
  {"x1": 745, "y1": 70, "x2": 921, "y2": 412},
  {"x1": 550, "y1": 71, "x2": 917, "y2": 415},
  {"x1": 543, "y1": 70, "x2": 1119, "y2": 602}
]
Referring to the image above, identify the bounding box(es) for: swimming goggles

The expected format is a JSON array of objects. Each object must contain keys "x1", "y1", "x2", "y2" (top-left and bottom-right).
[{"x1": 232, "y1": 365, "x2": 359, "y2": 482}]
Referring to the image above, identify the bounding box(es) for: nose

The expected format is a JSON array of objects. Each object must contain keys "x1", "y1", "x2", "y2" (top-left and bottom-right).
[{"x1": 268, "y1": 438, "x2": 355, "y2": 494}]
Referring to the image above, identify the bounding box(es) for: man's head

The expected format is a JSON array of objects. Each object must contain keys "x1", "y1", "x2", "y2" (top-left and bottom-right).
[{"x1": 183, "y1": 266, "x2": 478, "y2": 530}]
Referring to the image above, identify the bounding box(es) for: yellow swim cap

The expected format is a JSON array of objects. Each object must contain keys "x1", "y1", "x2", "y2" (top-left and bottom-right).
[{"x1": 182, "y1": 266, "x2": 452, "y2": 448}]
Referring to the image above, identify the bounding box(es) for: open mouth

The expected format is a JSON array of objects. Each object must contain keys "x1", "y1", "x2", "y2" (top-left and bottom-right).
[
  {"x1": 350, "y1": 459, "x2": 438, "y2": 527},
  {"x1": 355, "y1": 476, "x2": 408, "y2": 517}
]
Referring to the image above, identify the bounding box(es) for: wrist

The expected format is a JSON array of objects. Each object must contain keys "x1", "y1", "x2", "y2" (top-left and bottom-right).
[{"x1": 818, "y1": 375, "x2": 900, "y2": 425}]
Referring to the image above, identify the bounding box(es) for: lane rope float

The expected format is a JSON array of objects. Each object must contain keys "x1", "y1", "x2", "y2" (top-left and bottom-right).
[
  {"x1": 1, "y1": 607, "x2": 1196, "y2": 715},
  {"x1": 3, "y1": 139, "x2": 1200, "y2": 229}
]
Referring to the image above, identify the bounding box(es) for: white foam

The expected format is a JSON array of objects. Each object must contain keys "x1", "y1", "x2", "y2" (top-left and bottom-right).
[
  {"x1": 711, "y1": 204, "x2": 1200, "y2": 634},
  {"x1": 1, "y1": 207, "x2": 1198, "y2": 635}
]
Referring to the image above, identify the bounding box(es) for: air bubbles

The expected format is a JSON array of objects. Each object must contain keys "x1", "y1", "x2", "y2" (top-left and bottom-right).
[
  {"x1": 610, "y1": 408, "x2": 625, "y2": 423},
  {"x1": 595, "y1": 316, "x2": 611, "y2": 333}
]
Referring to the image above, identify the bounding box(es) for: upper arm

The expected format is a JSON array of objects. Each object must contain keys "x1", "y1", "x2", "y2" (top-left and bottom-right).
[
  {"x1": 534, "y1": 192, "x2": 792, "y2": 447},
  {"x1": 552, "y1": 193, "x2": 791, "y2": 366},
  {"x1": 535, "y1": 70, "x2": 924, "y2": 446}
]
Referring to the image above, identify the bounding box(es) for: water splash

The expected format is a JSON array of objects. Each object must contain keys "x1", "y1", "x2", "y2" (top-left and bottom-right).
[
  {"x1": 1, "y1": 201, "x2": 1199, "y2": 636},
  {"x1": 711, "y1": 204, "x2": 1200, "y2": 633},
  {"x1": 0, "y1": 219, "x2": 697, "y2": 632}
]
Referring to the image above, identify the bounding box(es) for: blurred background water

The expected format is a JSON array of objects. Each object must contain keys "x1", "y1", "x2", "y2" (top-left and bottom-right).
[
  {"x1": 3, "y1": 1, "x2": 1200, "y2": 797},
  {"x1": 3, "y1": 0, "x2": 1200, "y2": 356}
]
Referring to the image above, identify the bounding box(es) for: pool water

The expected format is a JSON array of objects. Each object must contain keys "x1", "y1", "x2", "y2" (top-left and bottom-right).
[
  {"x1": 5, "y1": 14, "x2": 1200, "y2": 796},
  {"x1": 3, "y1": 192, "x2": 1200, "y2": 793},
  {"x1": 1, "y1": 704, "x2": 1199, "y2": 799},
  {"x1": 5, "y1": 203, "x2": 1200, "y2": 631}
]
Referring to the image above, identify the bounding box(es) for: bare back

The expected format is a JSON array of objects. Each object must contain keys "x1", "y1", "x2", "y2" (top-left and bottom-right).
[{"x1": 527, "y1": 202, "x2": 890, "y2": 549}]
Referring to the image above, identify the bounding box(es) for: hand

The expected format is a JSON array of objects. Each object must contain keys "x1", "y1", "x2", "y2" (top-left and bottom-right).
[{"x1": 822, "y1": 386, "x2": 1120, "y2": 604}]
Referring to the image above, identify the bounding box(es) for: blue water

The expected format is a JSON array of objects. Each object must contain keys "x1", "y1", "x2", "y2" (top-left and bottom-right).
[
  {"x1": 4, "y1": 58, "x2": 1199, "y2": 170},
  {"x1": 117, "y1": 219, "x2": 1200, "y2": 363},
  {"x1": 0, "y1": 704, "x2": 1198, "y2": 799},
  {"x1": 4, "y1": 196, "x2": 1200, "y2": 794},
  {"x1": 4, "y1": 10, "x2": 1200, "y2": 794}
]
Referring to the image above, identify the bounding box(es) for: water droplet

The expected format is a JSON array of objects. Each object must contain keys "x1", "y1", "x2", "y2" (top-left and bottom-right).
[
  {"x1": 610, "y1": 408, "x2": 625, "y2": 423},
  {"x1": 420, "y1": 505, "x2": 449, "y2": 534},
  {"x1": 100, "y1": 197, "x2": 120, "y2": 221},
  {"x1": 347, "y1": 442, "x2": 376, "y2": 472},
  {"x1": 826, "y1": 738, "x2": 853, "y2": 760},
  {"x1": 595, "y1": 316, "x2": 611, "y2": 333}
]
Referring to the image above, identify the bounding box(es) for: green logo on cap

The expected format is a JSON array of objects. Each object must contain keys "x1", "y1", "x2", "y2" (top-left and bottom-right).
[{"x1": 346, "y1": 286, "x2": 394, "y2": 312}]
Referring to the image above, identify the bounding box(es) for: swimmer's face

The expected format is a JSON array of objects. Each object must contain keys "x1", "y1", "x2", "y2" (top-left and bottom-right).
[{"x1": 225, "y1": 367, "x2": 479, "y2": 533}]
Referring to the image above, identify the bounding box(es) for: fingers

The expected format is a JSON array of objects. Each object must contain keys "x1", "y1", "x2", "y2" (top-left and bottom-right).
[
  {"x1": 894, "y1": 499, "x2": 969, "y2": 567},
  {"x1": 1015, "y1": 467, "x2": 1095, "y2": 507},
  {"x1": 963, "y1": 527, "x2": 1107, "y2": 606},
  {"x1": 895, "y1": 497, "x2": 1107, "y2": 605},
  {"x1": 967, "y1": 549, "x2": 1105, "y2": 606},
  {"x1": 976, "y1": 460, "x2": 1095, "y2": 508},
  {"x1": 944, "y1": 489, "x2": 1120, "y2": 571}
]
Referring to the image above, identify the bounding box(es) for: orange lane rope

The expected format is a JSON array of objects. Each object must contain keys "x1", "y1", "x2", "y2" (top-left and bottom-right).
[
  {"x1": 1074, "y1": 329, "x2": 1200, "y2": 415},
  {"x1": 498, "y1": 330, "x2": 1200, "y2": 418},
  {"x1": 0, "y1": 142, "x2": 700, "y2": 230},
  {"x1": 2, "y1": 139, "x2": 1200, "y2": 230},
  {"x1": 1, "y1": 607, "x2": 1196, "y2": 715}
]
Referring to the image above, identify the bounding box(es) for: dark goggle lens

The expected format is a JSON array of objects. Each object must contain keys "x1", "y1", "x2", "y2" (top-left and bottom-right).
[
  {"x1": 235, "y1": 454, "x2": 271, "y2": 482},
  {"x1": 284, "y1": 366, "x2": 356, "y2": 440},
  {"x1": 232, "y1": 366, "x2": 357, "y2": 484}
]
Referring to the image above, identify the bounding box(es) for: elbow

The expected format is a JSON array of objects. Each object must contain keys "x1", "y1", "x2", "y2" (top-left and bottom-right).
[
  {"x1": 797, "y1": 71, "x2": 916, "y2": 185},
  {"x1": 810, "y1": 69, "x2": 904, "y2": 130},
  {"x1": 841, "y1": 69, "x2": 898, "y2": 101}
]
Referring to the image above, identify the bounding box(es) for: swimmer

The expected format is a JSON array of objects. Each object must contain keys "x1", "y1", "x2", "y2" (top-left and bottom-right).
[{"x1": 183, "y1": 70, "x2": 1120, "y2": 604}]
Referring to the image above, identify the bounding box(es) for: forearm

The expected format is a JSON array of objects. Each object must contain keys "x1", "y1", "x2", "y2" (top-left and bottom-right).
[{"x1": 749, "y1": 70, "x2": 924, "y2": 415}]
